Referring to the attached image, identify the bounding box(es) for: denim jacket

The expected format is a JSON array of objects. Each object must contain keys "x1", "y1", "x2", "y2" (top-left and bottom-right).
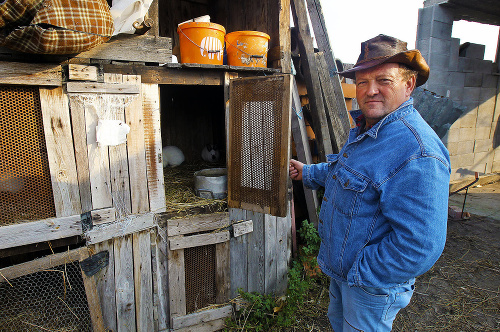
[{"x1": 302, "y1": 98, "x2": 451, "y2": 288}]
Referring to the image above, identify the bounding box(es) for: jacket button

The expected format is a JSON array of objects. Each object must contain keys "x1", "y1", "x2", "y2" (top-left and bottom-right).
[
  {"x1": 332, "y1": 175, "x2": 337, "y2": 179},
  {"x1": 323, "y1": 196, "x2": 327, "y2": 201},
  {"x1": 344, "y1": 179, "x2": 350, "y2": 187},
  {"x1": 343, "y1": 153, "x2": 348, "y2": 158}
]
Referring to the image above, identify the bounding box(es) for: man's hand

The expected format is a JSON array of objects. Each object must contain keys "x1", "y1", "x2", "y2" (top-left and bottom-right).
[{"x1": 289, "y1": 159, "x2": 304, "y2": 181}]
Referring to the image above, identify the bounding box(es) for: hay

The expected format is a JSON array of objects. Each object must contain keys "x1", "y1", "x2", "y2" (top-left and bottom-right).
[{"x1": 163, "y1": 162, "x2": 227, "y2": 214}]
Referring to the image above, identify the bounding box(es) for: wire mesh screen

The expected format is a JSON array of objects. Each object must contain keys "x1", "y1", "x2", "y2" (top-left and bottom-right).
[
  {"x1": 185, "y1": 244, "x2": 217, "y2": 314},
  {"x1": 0, "y1": 85, "x2": 56, "y2": 226},
  {"x1": 228, "y1": 75, "x2": 290, "y2": 217},
  {"x1": 0, "y1": 261, "x2": 93, "y2": 332}
]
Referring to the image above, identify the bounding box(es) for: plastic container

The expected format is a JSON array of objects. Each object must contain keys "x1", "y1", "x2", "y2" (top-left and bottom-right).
[
  {"x1": 177, "y1": 22, "x2": 225, "y2": 65},
  {"x1": 225, "y1": 31, "x2": 270, "y2": 68}
]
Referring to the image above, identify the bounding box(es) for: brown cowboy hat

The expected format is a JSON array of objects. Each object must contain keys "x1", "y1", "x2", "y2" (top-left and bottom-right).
[{"x1": 338, "y1": 34, "x2": 429, "y2": 86}]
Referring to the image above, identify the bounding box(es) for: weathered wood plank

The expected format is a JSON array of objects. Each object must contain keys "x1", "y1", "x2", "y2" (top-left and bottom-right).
[
  {"x1": 69, "y1": 64, "x2": 98, "y2": 81},
  {"x1": 123, "y1": 75, "x2": 150, "y2": 214},
  {"x1": 171, "y1": 305, "x2": 232, "y2": 330},
  {"x1": 133, "y1": 230, "x2": 154, "y2": 332},
  {"x1": 85, "y1": 94, "x2": 113, "y2": 210},
  {"x1": 67, "y1": 82, "x2": 140, "y2": 94},
  {"x1": 233, "y1": 220, "x2": 253, "y2": 237},
  {"x1": 0, "y1": 215, "x2": 82, "y2": 250},
  {"x1": 247, "y1": 211, "x2": 265, "y2": 293},
  {"x1": 114, "y1": 235, "x2": 137, "y2": 332},
  {"x1": 151, "y1": 228, "x2": 170, "y2": 331},
  {"x1": 105, "y1": 74, "x2": 132, "y2": 218},
  {"x1": 168, "y1": 236, "x2": 186, "y2": 318},
  {"x1": 276, "y1": 202, "x2": 292, "y2": 295},
  {"x1": 0, "y1": 247, "x2": 88, "y2": 281},
  {"x1": 81, "y1": 267, "x2": 106, "y2": 332},
  {"x1": 73, "y1": 34, "x2": 171, "y2": 63},
  {"x1": 291, "y1": 77, "x2": 319, "y2": 227},
  {"x1": 290, "y1": 0, "x2": 333, "y2": 159},
  {"x1": 306, "y1": 0, "x2": 350, "y2": 148},
  {"x1": 229, "y1": 208, "x2": 248, "y2": 297},
  {"x1": 85, "y1": 213, "x2": 156, "y2": 244},
  {"x1": 68, "y1": 94, "x2": 93, "y2": 212},
  {"x1": 142, "y1": 83, "x2": 166, "y2": 213},
  {"x1": 215, "y1": 241, "x2": 230, "y2": 303},
  {"x1": 166, "y1": 213, "x2": 230, "y2": 236},
  {"x1": 169, "y1": 232, "x2": 230, "y2": 251},
  {"x1": 39, "y1": 87, "x2": 82, "y2": 217},
  {"x1": 0, "y1": 61, "x2": 62, "y2": 86},
  {"x1": 91, "y1": 207, "x2": 116, "y2": 225},
  {"x1": 278, "y1": 0, "x2": 291, "y2": 73},
  {"x1": 92, "y1": 240, "x2": 117, "y2": 332},
  {"x1": 173, "y1": 318, "x2": 225, "y2": 332},
  {"x1": 264, "y1": 214, "x2": 277, "y2": 294}
]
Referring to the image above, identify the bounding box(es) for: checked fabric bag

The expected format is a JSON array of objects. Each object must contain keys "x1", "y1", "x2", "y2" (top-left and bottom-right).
[{"x1": 0, "y1": 0, "x2": 114, "y2": 54}]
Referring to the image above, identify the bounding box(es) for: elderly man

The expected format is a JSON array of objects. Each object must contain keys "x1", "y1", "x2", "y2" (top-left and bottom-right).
[{"x1": 289, "y1": 34, "x2": 450, "y2": 331}]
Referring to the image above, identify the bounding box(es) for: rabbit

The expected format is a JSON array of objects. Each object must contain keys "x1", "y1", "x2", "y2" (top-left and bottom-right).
[
  {"x1": 162, "y1": 146, "x2": 184, "y2": 167},
  {"x1": 201, "y1": 144, "x2": 221, "y2": 163}
]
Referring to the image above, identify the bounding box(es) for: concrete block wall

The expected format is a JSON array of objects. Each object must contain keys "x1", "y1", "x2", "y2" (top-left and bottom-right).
[{"x1": 416, "y1": 4, "x2": 500, "y2": 181}]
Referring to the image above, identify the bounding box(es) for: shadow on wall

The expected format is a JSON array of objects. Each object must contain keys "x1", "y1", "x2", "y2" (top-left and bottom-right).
[
  {"x1": 412, "y1": 87, "x2": 467, "y2": 139},
  {"x1": 494, "y1": 120, "x2": 500, "y2": 149}
]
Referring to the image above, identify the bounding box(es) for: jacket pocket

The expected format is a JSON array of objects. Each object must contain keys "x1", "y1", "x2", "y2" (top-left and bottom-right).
[{"x1": 333, "y1": 168, "x2": 368, "y2": 216}]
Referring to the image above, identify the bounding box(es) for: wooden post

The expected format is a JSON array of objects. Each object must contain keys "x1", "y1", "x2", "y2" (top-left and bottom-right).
[{"x1": 290, "y1": 0, "x2": 333, "y2": 160}]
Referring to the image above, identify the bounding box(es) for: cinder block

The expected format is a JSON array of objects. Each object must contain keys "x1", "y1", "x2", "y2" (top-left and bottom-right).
[
  {"x1": 481, "y1": 74, "x2": 498, "y2": 88},
  {"x1": 472, "y1": 151, "x2": 493, "y2": 171},
  {"x1": 446, "y1": 141, "x2": 459, "y2": 156},
  {"x1": 475, "y1": 127, "x2": 492, "y2": 140},
  {"x1": 459, "y1": 140, "x2": 475, "y2": 154},
  {"x1": 456, "y1": 110, "x2": 477, "y2": 128},
  {"x1": 416, "y1": 38, "x2": 430, "y2": 55},
  {"x1": 479, "y1": 88, "x2": 497, "y2": 103},
  {"x1": 459, "y1": 127, "x2": 477, "y2": 141},
  {"x1": 462, "y1": 87, "x2": 481, "y2": 102},
  {"x1": 459, "y1": 43, "x2": 485, "y2": 60},
  {"x1": 457, "y1": 153, "x2": 475, "y2": 168},
  {"x1": 447, "y1": 87, "x2": 464, "y2": 103},
  {"x1": 474, "y1": 139, "x2": 492, "y2": 153},
  {"x1": 459, "y1": 100, "x2": 479, "y2": 114},
  {"x1": 464, "y1": 73, "x2": 483, "y2": 87},
  {"x1": 446, "y1": 126, "x2": 461, "y2": 143},
  {"x1": 431, "y1": 21, "x2": 453, "y2": 40},
  {"x1": 429, "y1": 70, "x2": 450, "y2": 85},
  {"x1": 429, "y1": 37, "x2": 452, "y2": 55},
  {"x1": 458, "y1": 57, "x2": 474, "y2": 73},
  {"x1": 477, "y1": 102, "x2": 495, "y2": 127},
  {"x1": 447, "y1": 72, "x2": 465, "y2": 87},
  {"x1": 473, "y1": 59, "x2": 493, "y2": 74},
  {"x1": 492, "y1": 160, "x2": 500, "y2": 173},
  {"x1": 425, "y1": 83, "x2": 448, "y2": 97}
]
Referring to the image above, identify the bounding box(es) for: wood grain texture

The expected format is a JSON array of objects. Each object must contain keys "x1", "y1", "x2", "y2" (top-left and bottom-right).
[
  {"x1": 151, "y1": 228, "x2": 170, "y2": 331},
  {"x1": 92, "y1": 240, "x2": 117, "y2": 332},
  {"x1": 0, "y1": 61, "x2": 62, "y2": 86},
  {"x1": 142, "y1": 83, "x2": 166, "y2": 213},
  {"x1": 229, "y1": 208, "x2": 248, "y2": 297},
  {"x1": 68, "y1": 64, "x2": 98, "y2": 81},
  {"x1": 276, "y1": 202, "x2": 292, "y2": 295},
  {"x1": 264, "y1": 214, "x2": 277, "y2": 294},
  {"x1": 81, "y1": 268, "x2": 106, "y2": 332},
  {"x1": 114, "y1": 235, "x2": 137, "y2": 332},
  {"x1": 173, "y1": 318, "x2": 225, "y2": 332},
  {"x1": 233, "y1": 220, "x2": 253, "y2": 237},
  {"x1": 85, "y1": 213, "x2": 156, "y2": 244},
  {"x1": 171, "y1": 305, "x2": 232, "y2": 330},
  {"x1": 166, "y1": 213, "x2": 230, "y2": 236},
  {"x1": 247, "y1": 211, "x2": 265, "y2": 293},
  {"x1": 133, "y1": 231, "x2": 154, "y2": 332},
  {"x1": 169, "y1": 231, "x2": 230, "y2": 251},
  {"x1": 67, "y1": 82, "x2": 140, "y2": 94},
  {"x1": 123, "y1": 75, "x2": 150, "y2": 214},
  {"x1": 215, "y1": 241, "x2": 230, "y2": 303},
  {"x1": 39, "y1": 87, "x2": 82, "y2": 217},
  {"x1": 91, "y1": 207, "x2": 116, "y2": 225},
  {"x1": 0, "y1": 215, "x2": 82, "y2": 250},
  {"x1": 168, "y1": 235, "x2": 186, "y2": 318}
]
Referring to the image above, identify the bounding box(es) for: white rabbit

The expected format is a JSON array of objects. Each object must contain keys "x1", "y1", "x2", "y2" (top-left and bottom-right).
[
  {"x1": 201, "y1": 144, "x2": 221, "y2": 163},
  {"x1": 162, "y1": 146, "x2": 185, "y2": 167}
]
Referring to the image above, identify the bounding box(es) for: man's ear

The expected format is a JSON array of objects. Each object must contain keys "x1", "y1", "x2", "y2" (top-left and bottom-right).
[{"x1": 406, "y1": 75, "x2": 417, "y2": 97}]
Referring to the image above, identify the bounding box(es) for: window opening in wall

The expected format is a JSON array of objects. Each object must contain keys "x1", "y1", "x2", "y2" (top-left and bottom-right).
[
  {"x1": 452, "y1": 21, "x2": 499, "y2": 61},
  {"x1": 160, "y1": 84, "x2": 227, "y2": 215}
]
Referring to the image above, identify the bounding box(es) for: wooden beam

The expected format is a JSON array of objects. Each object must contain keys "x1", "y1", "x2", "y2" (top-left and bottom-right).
[
  {"x1": 66, "y1": 82, "x2": 140, "y2": 94},
  {"x1": 151, "y1": 228, "x2": 169, "y2": 331},
  {"x1": 169, "y1": 231, "x2": 230, "y2": 251},
  {"x1": 0, "y1": 247, "x2": 88, "y2": 281},
  {"x1": 246, "y1": 211, "x2": 265, "y2": 293},
  {"x1": 68, "y1": 64, "x2": 98, "y2": 81},
  {"x1": 290, "y1": 0, "x2": 333, "y2": 159},
  {"x1": 166, "y1": 213, "x2": 230, "y2": 236},
  {"x1": 0, "y1": 61, "x2": 62, "y2": 86},
  {"x1": 229, "y1": 209, "x2": 248, "y2": 297},
  {"x1": 216, "y1": 241, "x2": 230, "y2": 303},
  {"x1": 114, "y1": 235, "x2": 137, "y2": 332},
  {"x1": 92, "y1": 240, "x2": 117, "y2": 332},
  {"x1": 133, "y1": 230, "x2": 154, "y2": 332},
  {"x1": 171, "y1": 305, "x2": 232, "y2": 330},
  {"x1": 233, "y1": 220, "x2": 253, "y2": 237},
  {"x1": 168, "y1": 236, "x2": 186, "y2": 318},
  {"x1": 91, "y1": 207, "x2": 116, "y2": 225},
  {"x1": 264, "y1": 214, "x2": 277, "y2": 294},
  {"x1": 279, "y1": 0, "x2": 292, "y2": 73},
  {"x1": 40, "y1": 87, "x2": 82, "y2": 217},
  {"x1": 72, "y1": 34, "x2": 171, "y2": 63},
  {"x1": 85, "y1": 213, "x2": 156, "y2": 244},
  {"x1": 0, "y1": 215, "x2": 82, "y2": 250}
]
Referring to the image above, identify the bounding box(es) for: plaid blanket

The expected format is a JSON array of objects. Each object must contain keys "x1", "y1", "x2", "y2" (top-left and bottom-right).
[{"x1": 0, "y1": 0, "x2": 113, "y2": 54}]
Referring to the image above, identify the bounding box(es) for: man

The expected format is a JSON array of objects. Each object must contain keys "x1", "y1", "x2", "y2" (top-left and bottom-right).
[{"x1": 289, "y1": 34, "x2": 450, "y2": 331}]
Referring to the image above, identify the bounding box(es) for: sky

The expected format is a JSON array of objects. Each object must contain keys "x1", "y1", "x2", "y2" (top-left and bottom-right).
[{"x1": 320, "y1": 0, "x2": 499, "y2": 65}]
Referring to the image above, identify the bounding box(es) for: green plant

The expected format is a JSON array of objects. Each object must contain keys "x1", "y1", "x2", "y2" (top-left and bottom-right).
[{"x1": 298, "y1": 219, "x2": 321, "y2": 256}]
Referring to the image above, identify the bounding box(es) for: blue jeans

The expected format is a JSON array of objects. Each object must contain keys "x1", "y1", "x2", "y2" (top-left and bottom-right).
[{"x1": 327, "y1": 278, "x2": 414, "y2": 331}]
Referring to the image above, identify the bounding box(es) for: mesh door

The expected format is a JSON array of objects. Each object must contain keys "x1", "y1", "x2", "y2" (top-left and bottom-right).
[
  {"x1": 0, "y1": 85, "x2": 56, "y2": 226},
  {"x1": 184, "y1": 244, "x2": 217, "y2": 313},
  {"x1": 228, "y1": 75, "x2": 291, "y2": 217},
  {"x1": 0, "y1": 261, "x2": 93, "y2": 332}
]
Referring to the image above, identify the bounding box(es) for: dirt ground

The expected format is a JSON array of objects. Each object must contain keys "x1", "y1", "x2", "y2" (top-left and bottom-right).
[{"x1": 293, "y1": 181, "x2": 500, "y2": 331}]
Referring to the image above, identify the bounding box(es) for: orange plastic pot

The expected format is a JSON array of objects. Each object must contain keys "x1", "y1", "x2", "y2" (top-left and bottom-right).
[
  {"x1": 177, "y1": 22, "x2": 225, "y2": 65},
  {"x1": 225, "y1": 31, "x2": 270, "y2": 68}
]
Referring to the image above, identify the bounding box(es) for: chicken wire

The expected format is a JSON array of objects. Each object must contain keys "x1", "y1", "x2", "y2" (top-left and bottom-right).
[
  {"x1": 0, "y1": 261, "x2": 93, "y2": 332},
  {"x1": 0, "y1": 85, "x2": 56, "y2": 226},
  {"x1": 185, "y1": 244, "x2": 217, "y2": 313}
]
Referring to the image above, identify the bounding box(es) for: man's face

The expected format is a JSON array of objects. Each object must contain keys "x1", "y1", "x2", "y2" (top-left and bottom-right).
[{"x1": 355, "y1": 62, "x2": 415, "y2": 127}]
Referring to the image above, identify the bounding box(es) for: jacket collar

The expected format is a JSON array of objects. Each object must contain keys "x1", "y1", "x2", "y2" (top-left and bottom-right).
[{"x1": 349, "y1": 97, "x2": 414, "y2": 140}]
